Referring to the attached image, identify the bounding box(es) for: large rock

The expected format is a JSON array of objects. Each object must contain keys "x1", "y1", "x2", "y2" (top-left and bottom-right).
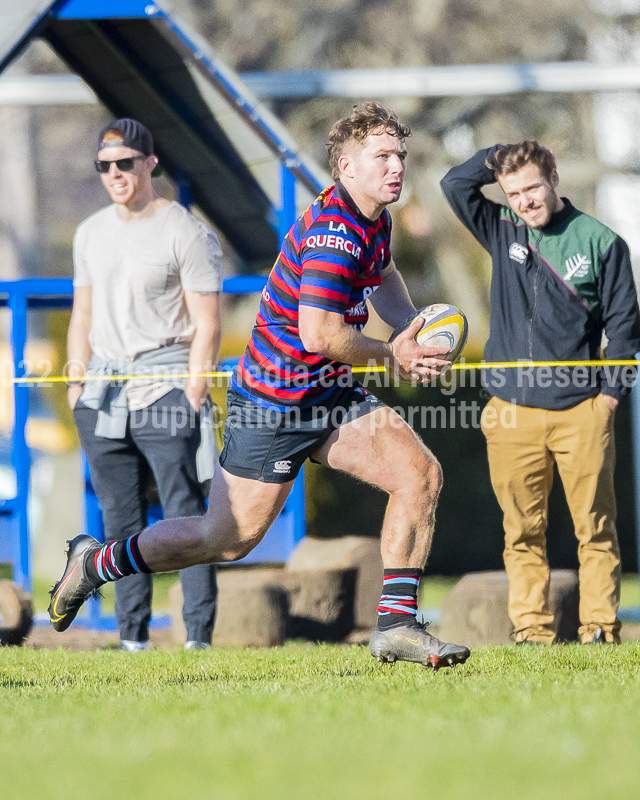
[
  {"x1": 170, "y1": 565, "x2": 357, "y2": 646},
  {"x1": 287, "y1": 536, "x2": 382, "y2": 629},
  {"x1": 0, "y1": 580, "x2": 34, "y2": 646},
  {"x1": 285, "y1": 567, "x2": 356, "y2": 641},
  {"x1": 170, "y1": 570, "x2": 288, "y2": 647},
  {"x1": 439, "y1": 570, "x2": 580, "y2": 646}
]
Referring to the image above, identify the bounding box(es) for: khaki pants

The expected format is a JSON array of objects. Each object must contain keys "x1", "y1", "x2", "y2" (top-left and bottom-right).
[{"x1": 481, "y1": 396, "x2": 621, "y2": 644}]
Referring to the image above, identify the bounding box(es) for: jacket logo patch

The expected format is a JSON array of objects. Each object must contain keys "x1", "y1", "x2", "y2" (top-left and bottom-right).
[
  {"x1": 509, "y1": 243, "x2": 528, "y2": 264},
  {"x1": 564, "y1": 254, "x2": 591, "y2": 280}
]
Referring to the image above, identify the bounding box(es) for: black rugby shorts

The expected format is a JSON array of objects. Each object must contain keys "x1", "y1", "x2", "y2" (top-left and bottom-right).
[{"x1": 219, "y1": 383, "x2": 386, "y2": 483}]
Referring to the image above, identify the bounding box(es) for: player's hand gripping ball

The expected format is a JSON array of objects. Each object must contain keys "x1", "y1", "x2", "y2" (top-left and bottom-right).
[{"x1": 389, "y1": 303, "x2": 468, "y2": 363}]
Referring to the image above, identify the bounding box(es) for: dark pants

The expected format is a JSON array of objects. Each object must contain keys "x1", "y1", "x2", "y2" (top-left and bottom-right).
[{"x1": 74, "y1": 389, "x2": 217, "y2": 643}]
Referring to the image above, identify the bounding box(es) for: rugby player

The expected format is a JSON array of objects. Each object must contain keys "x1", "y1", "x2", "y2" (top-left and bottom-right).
[{"x1": 49, "y1": 103, "x2": 471, "y2": 670}]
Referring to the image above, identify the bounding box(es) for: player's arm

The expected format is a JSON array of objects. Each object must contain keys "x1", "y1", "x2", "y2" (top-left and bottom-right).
[
  {"x1": 66, "y1": 285, "x2": 93, "y2": 409},
  {"x1": 298, "y1": 305, "x2": 449, "y2": 382},
  {"x1": 183, "y1": 290, "x2": 222, "y2": 411},
  {"x1": 369, "y1": 259, "x2": 416, "y2": 328},
  {"x1": 440, "y1": 145, "x2": 503, "y2": 252}
]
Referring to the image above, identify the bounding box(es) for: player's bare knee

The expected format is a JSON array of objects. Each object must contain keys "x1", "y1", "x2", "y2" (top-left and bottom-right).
[
  {"x1": 218, "y1": 532, "x2": 264, "y2": 562},
  {"x1": 197, "y1": 509, "x2": 240, "y2": 559},
  {"x1": 225, "y1": 540, "x2": 256, "y2": 561},
  {"x1": 398, "y1": 452, "x2": 442, "y2": 504}
]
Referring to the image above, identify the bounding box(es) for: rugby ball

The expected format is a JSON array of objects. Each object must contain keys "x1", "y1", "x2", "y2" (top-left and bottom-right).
[{"x1": 389, "y1": 304, "x2": 468, "y2": 362}]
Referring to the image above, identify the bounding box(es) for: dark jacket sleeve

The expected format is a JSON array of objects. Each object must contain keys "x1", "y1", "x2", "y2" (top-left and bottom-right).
[
  {"x1": 440, "y1": 146, "x2": 503, "y2": 253},
  {"x1": 599, "y1": 236, "x2": 640, "y2": 399}
]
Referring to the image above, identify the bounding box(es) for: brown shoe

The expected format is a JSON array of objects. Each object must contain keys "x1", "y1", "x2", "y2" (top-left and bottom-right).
[
  {"x1": 514, "y1": 630, "x2": 555, "y2": 645},
  {"x1": 581, "y1": 627, "x2": 620, "y2": 645}
]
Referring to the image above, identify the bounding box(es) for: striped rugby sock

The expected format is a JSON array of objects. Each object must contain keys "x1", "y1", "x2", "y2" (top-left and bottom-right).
[
  {"x1": 376, "y1": 569, "x2": 421, "y2": 629},
  {"x1": 86, "y1": 534, "x2": 151, "y2": 584}
]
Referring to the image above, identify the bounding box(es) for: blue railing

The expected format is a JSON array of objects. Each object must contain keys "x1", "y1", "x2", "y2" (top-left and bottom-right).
[{"x1": 0, "y1": 273, "x2": 306, "y2": 628}]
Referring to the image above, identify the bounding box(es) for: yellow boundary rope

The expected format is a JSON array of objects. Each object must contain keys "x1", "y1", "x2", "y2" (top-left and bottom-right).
[{"x1": 1, "y1": 360, "x2": 639, "y2": 385}]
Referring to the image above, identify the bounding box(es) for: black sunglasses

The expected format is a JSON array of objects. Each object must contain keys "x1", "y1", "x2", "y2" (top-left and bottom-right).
[{"x1": 94, "y1": 155, "x2": 148, "y2": 174}]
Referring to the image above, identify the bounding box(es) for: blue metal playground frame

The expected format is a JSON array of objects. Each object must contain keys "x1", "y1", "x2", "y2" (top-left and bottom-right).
[
  {"x1": 0, "y1": 163, "x2": 311, "y2": 629},
  {"x1": 0, "y1": 0, "x2": 328, "y2": 629}
]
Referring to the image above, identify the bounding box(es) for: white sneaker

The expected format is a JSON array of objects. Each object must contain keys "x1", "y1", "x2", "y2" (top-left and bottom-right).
[
  {"x1": 184, "y1": 641, "x2": 210, "y2": 651},
  {"x1": 120, "y1": 640, "x2": 150, "y2": 653}
]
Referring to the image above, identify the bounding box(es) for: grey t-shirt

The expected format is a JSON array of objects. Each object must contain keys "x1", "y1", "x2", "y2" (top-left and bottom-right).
[{"x1": 73, "y1": 201, "x2": 223, "y2": 408}]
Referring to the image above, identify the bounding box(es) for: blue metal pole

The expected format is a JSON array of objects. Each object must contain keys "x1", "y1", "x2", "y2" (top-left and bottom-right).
[
  {"x1": 175, "y1": 168, "x2": 192, "y2": 210},
  {"x1": 278, "y1": 162, "x2": 296, "y2": 245},
  {"x1": 9, "y1": 288, "x2": 31, "y2": 592},
  {"x1": 277, "y1": 161, "x2": 306, "y2": 545},
  {"x1": 1, "y1": 274, "x2": 300, "y2": 619}
]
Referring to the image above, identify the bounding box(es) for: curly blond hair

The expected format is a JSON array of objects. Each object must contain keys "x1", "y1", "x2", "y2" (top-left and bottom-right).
[{"x1": 327, "y1": 102, "x2": 411, "y2": 180}]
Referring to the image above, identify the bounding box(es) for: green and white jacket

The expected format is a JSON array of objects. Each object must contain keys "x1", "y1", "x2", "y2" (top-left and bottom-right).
[{"x1": 441, "y1": 146, "x2": 640, "y2": 409}]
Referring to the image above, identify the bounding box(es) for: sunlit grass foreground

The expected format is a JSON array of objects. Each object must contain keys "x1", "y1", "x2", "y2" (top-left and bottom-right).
[{"x1": 1, "y1": 642, "x2": 639, "y2": 800}]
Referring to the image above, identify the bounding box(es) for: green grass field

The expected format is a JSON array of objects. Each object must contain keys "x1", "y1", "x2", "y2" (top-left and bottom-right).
[{"x1": 2, "y1": 643, "x2": 640, "y2": 800}]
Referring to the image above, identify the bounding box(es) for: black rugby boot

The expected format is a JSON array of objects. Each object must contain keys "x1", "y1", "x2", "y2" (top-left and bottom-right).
[{"x1": 48, "y1": 535, "x2": 104, "y2": 632}]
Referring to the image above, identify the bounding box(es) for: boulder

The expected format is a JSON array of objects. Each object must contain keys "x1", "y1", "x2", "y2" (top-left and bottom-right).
[
  {"x1": 439, "y1": 570, "x2": 580, "y2": 646},
  {"x1": 170, "y1": 563, "x2": 357, "y2": 645},
  {"x1": 170, "y1": 570, "x2": 288, "y2": 647},
  {"x1": 287, "y1": 536, "x2": 382, "y2": 629},
  {"x1": 0, "y1": 580, "x2": 34, "y2": 646},
  {"x1": 285, "y1": 567, "x2": 357, "y2": 641}
]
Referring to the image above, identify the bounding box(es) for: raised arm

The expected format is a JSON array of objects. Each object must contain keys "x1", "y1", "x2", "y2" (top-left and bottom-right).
[{"x1": 440, "y1": 145, "x2": 503, "y2": 252}]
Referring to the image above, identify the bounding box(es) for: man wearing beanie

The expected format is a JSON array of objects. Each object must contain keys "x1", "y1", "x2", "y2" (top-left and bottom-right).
[{"x1": 65, "y1": 118, "x2": 222, "y2": 651}]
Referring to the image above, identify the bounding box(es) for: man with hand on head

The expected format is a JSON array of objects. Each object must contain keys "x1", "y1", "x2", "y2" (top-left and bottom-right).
[
  {"x1": 441, "y1": 140, "x2": 640, "y2": 645},
  {"x1": 66, "y1": 118, "x2": 222, "y2": 651},
  {"x1": 51, "y1": 103, "x2": 471, "y2": 671}
]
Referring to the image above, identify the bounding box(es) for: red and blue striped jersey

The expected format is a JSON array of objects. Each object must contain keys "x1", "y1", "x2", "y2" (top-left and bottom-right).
[{"x1": 232, "y1": 182, "x2": 392, "y2": 409}]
